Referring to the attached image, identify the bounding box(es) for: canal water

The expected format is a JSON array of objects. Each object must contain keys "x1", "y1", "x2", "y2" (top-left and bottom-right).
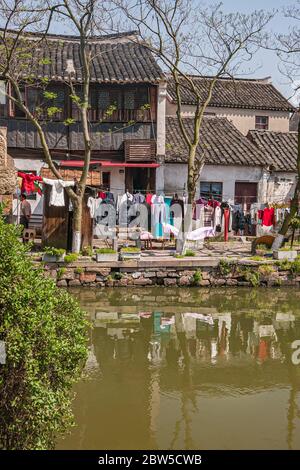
[{"x1": 57, "y1": 288, "x2": 300, "y2": 450}]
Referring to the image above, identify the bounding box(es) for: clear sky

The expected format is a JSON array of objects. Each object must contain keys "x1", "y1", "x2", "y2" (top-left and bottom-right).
[{"x1": 215, "y1": 0, "x2": 297, "y2": 101}]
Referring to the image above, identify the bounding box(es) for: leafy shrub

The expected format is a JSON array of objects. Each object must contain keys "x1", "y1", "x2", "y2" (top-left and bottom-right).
[
  {"x1": 96, "y1": 248, "x2": 117, "y2": 254},
  {"x1": 192, "y1": 270, "x2": 202, "y2": 286},
  {"x1": 81, "y1": 246, "x2": 93, "y2": 257},
  {"x1": 64, "y1": 253, "x2": 79, "y2": 264},
  {"x1": 0, "y1": 213, "x2": 88, "y2": 449},
  {"x1": 249, "y1": 256, "x2": 266, "y2": 261},
  {"x1": 291, "y1": 258, "x2": 300, "y2": 274},
  {"x1": 258, "y1": 264, "x2": 276, "y2": 277},
  {"x1": 44, "y1": 246, "x2": 66, "y2": 258},
  {"x1": 57, "y1": 267, "x2": 67, "y2": 279},
  {"x1": 219, "y1": 259, "x2": 232, "y2": 276},
  {"x1": 185, "y1": 250, "x2": 196, "y2": 257},
  {"x1": 244, "y1": 269, "x2": 260, "y2": 287},
  {"x1": 74, "y1": 267, "x2": 84, "y2": 274},
  {"x1": 120, "y1": 247, "x2": 140, "y2": 253},
  {"x1": 275, "y1": 259, "x2": 292, "y2": 270}
]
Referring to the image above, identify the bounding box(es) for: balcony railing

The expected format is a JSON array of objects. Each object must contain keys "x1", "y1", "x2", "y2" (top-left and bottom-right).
[{"x1": 88, "y1": 108, "x2": 152, "y2": 123}]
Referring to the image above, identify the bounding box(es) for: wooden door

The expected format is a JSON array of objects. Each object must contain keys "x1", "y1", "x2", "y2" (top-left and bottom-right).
[
  {"x1": 42, "y1": 185, "x2": 69, "y2": 249},
  {"x1": 235, "y1": 182, "x2": 257, "y2": 212}
]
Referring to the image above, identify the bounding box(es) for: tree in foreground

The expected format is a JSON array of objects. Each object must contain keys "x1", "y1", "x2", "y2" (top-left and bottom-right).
[
  {"x1": 117, "y1": 0, "x2": 272, "y2": 244},
  {"x1": 0, "y1": 208, "x2": 88, "y2": 449},
  {"x1": 0, "y1": 0, "x2": 113, "y2": 252}
]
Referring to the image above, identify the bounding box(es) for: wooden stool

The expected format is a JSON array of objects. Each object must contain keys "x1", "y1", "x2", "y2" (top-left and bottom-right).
[{"x1": 23, "y1": 228, "x2": 36, "y2": 243}]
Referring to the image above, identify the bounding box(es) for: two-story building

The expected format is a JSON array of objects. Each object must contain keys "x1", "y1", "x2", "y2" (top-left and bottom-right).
[
  {"x1": 164, "y1": 75, "x2": 296, "y2": 207},
  {"x1": 0, "y1": 30, "x2": 166, "y2": 219}
]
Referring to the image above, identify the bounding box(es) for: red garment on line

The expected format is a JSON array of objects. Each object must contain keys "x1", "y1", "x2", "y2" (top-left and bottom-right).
[
  {"x1": 262, "y1": 207, "x2": 275, "y2": 227},
  {"x1": 145, "y1": 193, "x2": 153, "y2": 205},
  {"x1": 207, "y1": 199, "x2": 221, "y2": 208},
  {"x1": 18, "y1": 171, "x2": 43, "y2": 195},
  {"x1": 98, "y1": 191, "x2": 106, "y2": 199}
]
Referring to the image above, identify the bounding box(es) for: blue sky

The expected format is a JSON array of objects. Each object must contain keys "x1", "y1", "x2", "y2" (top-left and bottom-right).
[{"x1": 216, "y1": 0, "x2": 297, "y2": 101}]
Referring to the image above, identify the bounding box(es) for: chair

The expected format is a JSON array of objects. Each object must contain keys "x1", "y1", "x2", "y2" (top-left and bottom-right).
[{"x1": 23, "y1": 228, "x2": 36, "y2": 243}]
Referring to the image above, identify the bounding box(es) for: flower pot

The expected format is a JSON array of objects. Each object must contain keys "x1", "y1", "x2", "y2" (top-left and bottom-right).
[
  {"x1": 119, "y1": 252, "x2": 141, "y2": 261},
  {"x1": 273, "y1": 250, "x2": 297, "y2": 261},
  {"x1": 43, "y1": 253, "x2": 65, "y2": 263},
  {"x1": 96, "y1": 252, "x2": 118, "y2": 262}
]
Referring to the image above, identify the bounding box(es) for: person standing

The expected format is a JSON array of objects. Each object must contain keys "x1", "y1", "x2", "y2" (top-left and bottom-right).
[{"x1": 20, "y1": 193, "x2": 31, "y2": 229}]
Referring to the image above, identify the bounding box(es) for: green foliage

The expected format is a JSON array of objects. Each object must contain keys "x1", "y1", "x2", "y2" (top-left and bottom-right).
[
  {"x1": 120, "y1": 247, "x2": 140, "y2": 253},
  {"x1": 111, "y1": 272, "x2": 123, "y2": 280},
  {"x1": 174, "y1": 254, "x2": 185, "y2": 259},
  {"x1": 244, "y1": 269, "x2": 261, "y2": 287},
  {"x1": 44, "y1": 247, "x2": 66, "y2": 258},
  {"x1": 39, "y1": 58, "x2": 52, "y2": 65},
  {"x1": 184, "y1": 250, "x2": 196, "y2": 257},
  {"x1": 81, "y1": 246, "x2": 93, "y2": 257},
  {"x1": 47, "y1": 106, "x2": 62, "y2": 117},
  {"x1": 275, "y1": 259, "x2": 292, "y2": 270},
  {"x1": 57, "y1": 267, "x2": 67, "y2": 279},
  {"x1": 64, "y1": 253, "x2": 79, "y2": 264},
  {"x1": 257, "y1": 264, "x2": 276, "y2": 277},
  {"x1": 192, "y1": 270, "x2": 202, "y2": 286},
  {"x1": 249, "y1": 256, "x2": 265, "y2": 261},
  {"x1": 96, "y1": 248, "x2": 117, "y2": 254},
  {"x1": 74, "y1": 267, "x2": 84, "y2": 275},
  {"x1": 0, "y1": 216, "x2": 88, "y2": 449},
  {"x1": 43, "y1": 91, "x2": 57, "y2": 100},
  {"x1": 290, "y1": 258, "x2": 300, "y2": 274},
  {"x1": 290, "y1": 216, "x2": 300, "y2": 230},
  {"x1": 63, "y1": 118, "x2": 75, "y2": 126},
  {"x1": 219, "y1": 259, "x2": 233, "y2": 276}
]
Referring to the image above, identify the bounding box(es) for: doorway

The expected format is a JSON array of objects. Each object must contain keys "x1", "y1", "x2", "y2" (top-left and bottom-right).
[
  {"x1": 235, "y1": 182, "x2": 257, "y2": 212},
  {"x1": 125, "y1": 168, "x2": 155, "y2": 193}
]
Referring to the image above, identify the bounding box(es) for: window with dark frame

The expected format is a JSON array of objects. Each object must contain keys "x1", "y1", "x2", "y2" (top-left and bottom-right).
[
  {"x1": 255, "y1": 116, "x2": 269, "y2": 130},
  {"x1": 200, "y1": 182, "x2": 223, "y2": 202},
  {"x1": 0, "y1": 81, "x2": 7, "y2": 117}
]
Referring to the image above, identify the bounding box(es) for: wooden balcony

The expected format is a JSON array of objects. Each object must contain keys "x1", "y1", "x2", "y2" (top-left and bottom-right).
[
  {"x1": 89, "y1": 108, "x2": 152, "y2": 123},
  {"x1": 124, "y1": 139, "x2": 156, "y2": 162}
]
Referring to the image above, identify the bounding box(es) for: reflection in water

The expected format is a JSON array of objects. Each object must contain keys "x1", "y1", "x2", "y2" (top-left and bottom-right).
[{"x1": 57, "y1": 288, "x2": 300, "y2": 450}]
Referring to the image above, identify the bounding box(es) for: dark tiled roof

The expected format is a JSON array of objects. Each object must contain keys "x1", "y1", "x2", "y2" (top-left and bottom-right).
[
  {"x1": 0, "y1": 30, "x2": 163, "y2": 83},
  {"x1": 165, "y1": 116, "x2": 269, "y2": 167},
  {"x1": 167, "y1": 76, "x2": 294, "y2": 112},
  {"x1": 248, "y1": 130, "x2": 298, "y2": 171}
]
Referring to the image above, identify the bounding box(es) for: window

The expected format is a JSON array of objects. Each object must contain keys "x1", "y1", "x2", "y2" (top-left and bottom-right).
[
  {"x1": 255, "y1": 116, "x2": 269, "y2": 130},
  {"x1": 0, "y1": 81, "x2": 7, "y2": 117},
  {"x1": 200, "y1": 182, "x2": 223, "y2": 202}
]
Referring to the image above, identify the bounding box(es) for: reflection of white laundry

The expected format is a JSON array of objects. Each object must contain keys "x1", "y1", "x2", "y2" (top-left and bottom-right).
[
  {"x1": 182, "y1": 314, "x2": 196, "y2": 338},
  {"x1": 217, "y1": 314, "x2": 232, "y2": 337},
  {"x1": 259, "y1": 324, "x2": 275, "y2": 338},
  {"x1": 211, "y1": 339, "x2": 218, "y2": 364},
  {"x1": 183, "y1": 312, "x2": 214, "y2": 325},
  {"x1": 148, "y1": 341, "x2": 161, "y2": 362},
  {"x1": 275, "y1": 313, "x2": 295, "y2": 322}
]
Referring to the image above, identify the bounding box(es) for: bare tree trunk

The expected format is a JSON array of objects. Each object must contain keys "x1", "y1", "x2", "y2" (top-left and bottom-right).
[
  {"x1": 272, "y1": 119, "x2": 300, "y2": 250},
  {"x1": 72, "y1": 197, "x2": 82, "y2": 253}
]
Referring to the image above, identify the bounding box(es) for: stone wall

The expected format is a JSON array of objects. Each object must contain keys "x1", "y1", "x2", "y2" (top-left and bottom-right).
[{"x1": 41, "y1": 260, "x2": 300, "y2": 288}]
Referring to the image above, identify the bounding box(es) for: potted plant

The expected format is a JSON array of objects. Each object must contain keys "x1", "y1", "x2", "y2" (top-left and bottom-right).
[
  {"x1": 119, "y1": 246, "x2": 141, "y2": 261},
  {"x1": 43, "y1": 247, "x2": 66, "y2": 262},
  {"x1": 96, "y1": 248, "x2": 118, "y2": 262},
  {"x1": 273, "y1": 246, "x2": 298, "y2": 261}
]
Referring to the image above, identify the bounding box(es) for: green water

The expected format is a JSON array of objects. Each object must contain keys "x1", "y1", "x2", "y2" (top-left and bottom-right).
[{"x1": 57, "y1": 287, "x2": 300, "y2": 450}]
